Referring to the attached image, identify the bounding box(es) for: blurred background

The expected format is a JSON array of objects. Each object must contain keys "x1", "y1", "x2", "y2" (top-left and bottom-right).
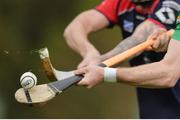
[{"x1": 0, "y1": 0, "x2": 139, "y2": 118}]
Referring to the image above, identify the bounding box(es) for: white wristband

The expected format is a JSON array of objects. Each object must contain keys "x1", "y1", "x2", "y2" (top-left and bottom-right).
[{"x1": 104, "y1": 67, "x2": 117, "y2": 83}]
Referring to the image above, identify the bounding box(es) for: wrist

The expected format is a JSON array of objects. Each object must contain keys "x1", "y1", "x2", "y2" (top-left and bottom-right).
[
  {"x1": 83, "y1": 51, "x2": 100, "y2": 60},
  {"x1": 104, "y1": 67, "x2": 117, "y2": 83},
  {"x1": 81, "y1": 44, "x2": 100, "y2": 58}
]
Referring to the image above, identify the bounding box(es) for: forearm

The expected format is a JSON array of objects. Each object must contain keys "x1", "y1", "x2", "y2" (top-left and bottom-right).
[
  {"x1": 64, "y1": 10, "x2": 109, "y2": 58},
  {"x1": 116, "y1": 40, "x2": 180, "y2": 88},
  {"x1": 101, "y1": 21, "x2": 166, "y2": 61},
  {"x1": 64, "y1": 20, "x2": 99, "y2": 57},
  {"x1": 101, "y1": 36, "x2": 141, "y2": 60},
  {"x1": 117, "y1": 62, "x2": 174, "y2": 88}
]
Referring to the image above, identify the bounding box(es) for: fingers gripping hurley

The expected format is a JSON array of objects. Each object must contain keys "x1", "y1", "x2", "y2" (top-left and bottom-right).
[
  {"x1": 39, "y1": 48, "x2": 75, "y2": 81},
  {"x1": 15, "y1": 30, "x2": 174, "y2": 105}
]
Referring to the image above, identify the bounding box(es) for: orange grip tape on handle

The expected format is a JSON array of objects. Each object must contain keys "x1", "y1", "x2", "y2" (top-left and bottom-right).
[{"x1": 103, "y1": 29, "x2": 175, "y2": 67}]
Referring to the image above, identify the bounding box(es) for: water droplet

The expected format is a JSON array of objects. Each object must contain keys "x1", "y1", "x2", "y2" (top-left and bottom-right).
[{"x1": 3, "y1": 50, "x2": 9, "y2": 54}]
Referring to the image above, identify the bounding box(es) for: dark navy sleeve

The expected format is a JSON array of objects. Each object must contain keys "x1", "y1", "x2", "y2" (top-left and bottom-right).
[{"x1": 147, "y1": 0, "x2": 180, "y2": 30}]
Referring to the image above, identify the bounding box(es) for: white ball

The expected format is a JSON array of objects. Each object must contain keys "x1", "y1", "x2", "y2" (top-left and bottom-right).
[{"x1": 20, "y1": 72, "x2": 37, "y2": 89}]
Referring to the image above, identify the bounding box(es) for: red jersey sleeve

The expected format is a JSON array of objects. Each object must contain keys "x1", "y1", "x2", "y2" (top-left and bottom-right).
[{"x1": 96, "y1": 0, "x2": 120, "y2": 24}]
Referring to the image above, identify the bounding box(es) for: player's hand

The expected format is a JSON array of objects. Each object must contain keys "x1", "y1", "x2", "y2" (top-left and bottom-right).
[
  {"x1": 147, "y1": 29, "x2": 171, "y2": 52},
  {"x1": 152, "y1": 31, "x2": 171, "y2": 52},
  {"x1": 77, "y1": 54, "x2": 101, "y2": 69},
  {"x1": 75, "y1": 65, "x2": 104, "y2": 88}
]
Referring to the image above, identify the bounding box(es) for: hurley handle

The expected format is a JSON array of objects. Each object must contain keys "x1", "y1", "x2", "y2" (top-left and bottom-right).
[
  {"x1": 48, "y1": 75, "x2": 83, "y2": 91},
  {"x1": 48, "y1": 29, "x2": 174, "y2": 91}
]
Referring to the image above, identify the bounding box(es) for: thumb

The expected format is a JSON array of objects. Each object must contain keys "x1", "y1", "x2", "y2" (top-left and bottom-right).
[{"x1": 77, "y1": 77, "x2": 89, "y2": 86}]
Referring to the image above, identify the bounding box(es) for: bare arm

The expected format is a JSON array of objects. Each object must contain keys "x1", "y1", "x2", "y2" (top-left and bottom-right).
[
  {"x1": 101, "y1": 20, "x2": 167, "y2": 61},
  {"x1": 64, "y1": 9, "x2": 109, "y2": 58},
  {"x1": 117, "y1": 39, "x2": 180, "y2": 88}
]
